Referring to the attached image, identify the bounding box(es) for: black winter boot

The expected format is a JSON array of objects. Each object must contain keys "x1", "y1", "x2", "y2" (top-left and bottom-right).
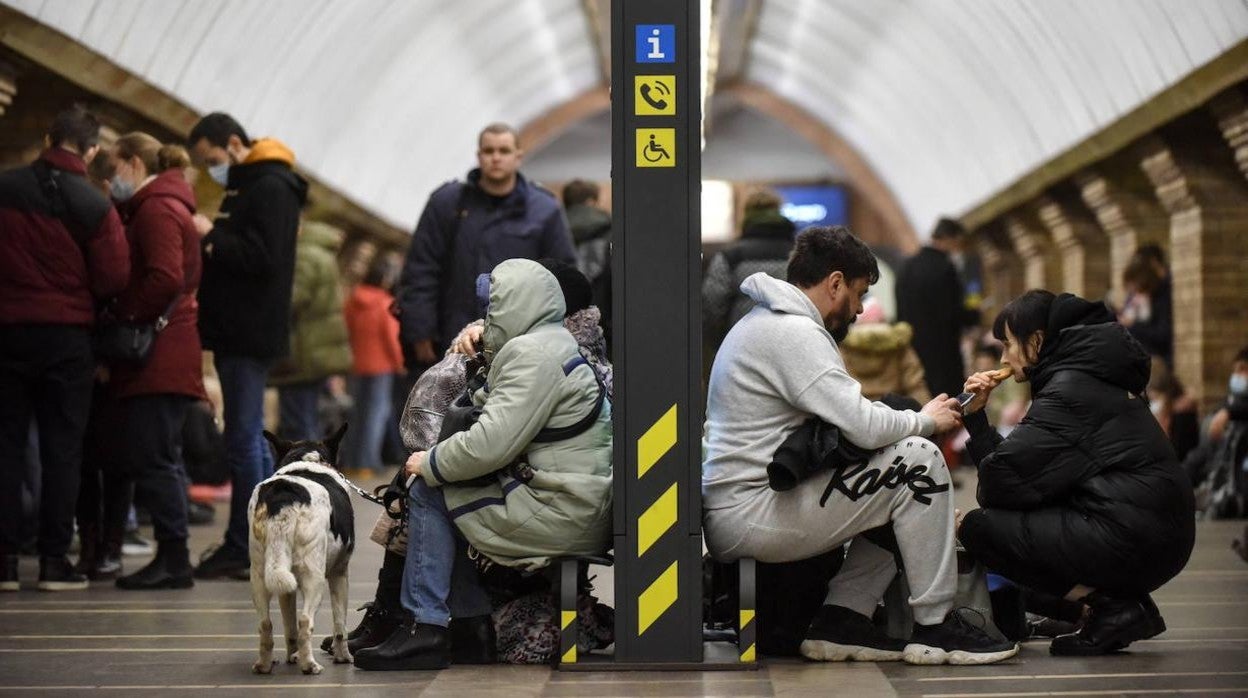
[
  {"x1": 116, "y1": 540, "x2": 194, "y2": 590},
  {"x1": 353, "y1": 618, "x2": 451, "y2": 671},
  {"x1": 1049, "y1": 592, "x2": 1156, "y2": 656},
  {"x1": 318, "y1": 602, "x2": 405, "y2": 654},
  {"x1": 449, "y1": 615, "x2": 497, "y2": 664}
]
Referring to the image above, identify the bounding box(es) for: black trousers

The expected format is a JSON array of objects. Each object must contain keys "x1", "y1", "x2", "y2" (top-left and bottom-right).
[
  {"x1": 123, "y1": 394, "x2": 192, "y2": 544},
  {"x1": 959, "y1": 506, "x2": 1190, "y2": 600},
  {"x1": 0, "y1": 324, "x2": 94, "y2": 557},
  {"x1": 77, "y1": 382, "x2": 132, "y2": 552}
]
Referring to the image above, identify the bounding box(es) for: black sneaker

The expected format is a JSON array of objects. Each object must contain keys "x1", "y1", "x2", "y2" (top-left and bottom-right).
[
  {"x1": 187, "y1": 501, "x2": 216, "y2": 526},
  {"x1": 800, "y1": 605, "x2": 905, "y2": 662},
  {"x1": 904, "y1": 610, "x2": 1019, "y2": 665},
  {"x1": 193, "y1": 543, "x2": 250, "y2": 580},
  {"x1": 37, "y1": 556, "x2": 89, "y2": 591},
  {"x1": 1, "y1": 555, "x2": 18, "y2": 592},
  {"x1": 1025, "y1": 613, "x2": 1080, "y2": 639}
]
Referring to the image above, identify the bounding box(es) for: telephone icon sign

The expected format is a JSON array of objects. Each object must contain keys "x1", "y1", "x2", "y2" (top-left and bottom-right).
[{"x1": 634, "y1": 76, "x2": 676, "y2": 116}]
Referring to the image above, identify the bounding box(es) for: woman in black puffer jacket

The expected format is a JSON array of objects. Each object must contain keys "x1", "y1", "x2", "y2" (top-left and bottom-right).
[{"x1": 958, "y1": 290, "x2": 1194, "y2": 656}]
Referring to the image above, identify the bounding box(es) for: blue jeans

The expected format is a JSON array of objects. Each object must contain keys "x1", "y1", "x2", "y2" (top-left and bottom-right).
[
  {"x1": 278, "y1": 380, "x2": 322, "y2": 442},
  {"x1": 401, "y1": 479, "x2": 491, "y2": 627},
  {"x1": 216, "y1": 354, "x2": 275, "y2": 553},
  {"x1": 343, "y1": 373, "x2": 394, "y2": 472}
]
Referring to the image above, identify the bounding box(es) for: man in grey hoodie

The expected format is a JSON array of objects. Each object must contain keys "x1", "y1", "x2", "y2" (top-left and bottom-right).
[{"x1": 703, "y1": 226, "x2": 1017, "y2": 666}]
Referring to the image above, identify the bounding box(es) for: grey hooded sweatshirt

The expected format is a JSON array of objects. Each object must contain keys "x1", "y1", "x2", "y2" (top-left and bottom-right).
[{"x1": 702, "y1": 272, "x2": 936, "y2": 514}]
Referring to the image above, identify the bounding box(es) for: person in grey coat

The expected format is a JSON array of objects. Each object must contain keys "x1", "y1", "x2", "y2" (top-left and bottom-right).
[{"x1": 354, "y1": 259, "x2": 611, "y2": 671}]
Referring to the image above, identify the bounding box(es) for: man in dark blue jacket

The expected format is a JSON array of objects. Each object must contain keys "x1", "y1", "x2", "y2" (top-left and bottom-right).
[
  {"x1": 187, "y1": 112, "x2": 308, "y2": 579},
  {"x1": 397, "y1": 123, "x2": 575, "y2": 367}
]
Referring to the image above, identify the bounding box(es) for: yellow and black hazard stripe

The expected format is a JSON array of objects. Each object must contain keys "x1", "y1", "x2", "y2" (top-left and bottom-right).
[
  {"x1": 635, "y1": 404, "x2": 681, "y2": 637},
  {"x1": 738, "y1": 558, "x2": 757, "y2": 663}
]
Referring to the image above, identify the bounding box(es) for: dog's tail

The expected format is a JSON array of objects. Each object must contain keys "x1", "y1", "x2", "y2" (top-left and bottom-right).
[{"x1": 263, "y1": 520, "x2": 298, "y2": 596}]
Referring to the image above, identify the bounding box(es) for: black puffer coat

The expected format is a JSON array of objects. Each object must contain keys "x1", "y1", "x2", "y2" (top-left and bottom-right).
[{"x1": 965, "y1": 294, "x2": 1195, "y2": 585}]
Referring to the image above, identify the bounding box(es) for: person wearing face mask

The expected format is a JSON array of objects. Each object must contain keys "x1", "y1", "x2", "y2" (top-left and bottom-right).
[
  {"x1": 186, "y1": 112, "x2": 308, "y2": 580},
  {"x1": 100, "y1": 133, "x2": 206, "y2": 590},
  {"x1": 1186, "y1": 346, "x2": 1248, "y2": 519},
  {"x1": 0, "y1": 106, "x2": 130, "y2": 593},
  {"x1": 703, "y1": 226, "x2": 1017, "y2": 666},
  {"x1": 957, "y1": 290, "x2": 1195, "y2": 656}
]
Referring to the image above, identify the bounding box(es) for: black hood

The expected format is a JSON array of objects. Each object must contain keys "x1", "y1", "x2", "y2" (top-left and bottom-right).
[
  {"x1": 741, "y1": 210, "x2": 796, "y2": 242},
  {"x1": 566, "y1": 203, "x2": 611, "y2": 243},
  {"x1": 1028, "y1": 293, "x2": 1149, "y2": 395}
]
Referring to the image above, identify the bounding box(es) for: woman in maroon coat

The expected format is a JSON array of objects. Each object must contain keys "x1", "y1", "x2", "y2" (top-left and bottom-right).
[{"x1": 106, "y1": 132, "x2": 206, "y2": 590}]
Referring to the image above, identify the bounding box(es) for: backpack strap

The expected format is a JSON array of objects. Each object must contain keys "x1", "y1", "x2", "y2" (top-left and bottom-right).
[
  {"x1": 31, "y1": 159, "x2": 95, "y2": 247},
  {"x1": 530, "y1": 354, "x2": 607, "y2": 444}
]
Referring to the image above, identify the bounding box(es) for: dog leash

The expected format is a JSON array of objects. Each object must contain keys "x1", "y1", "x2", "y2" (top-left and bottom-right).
[{"x1": 334, "y1": 472, "x2": 386, "y2": 506}]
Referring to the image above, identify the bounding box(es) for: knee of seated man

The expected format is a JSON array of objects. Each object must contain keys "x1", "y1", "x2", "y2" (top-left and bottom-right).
[{"x1": 958, "y1": 509, "x2": 992, "y2": 550}]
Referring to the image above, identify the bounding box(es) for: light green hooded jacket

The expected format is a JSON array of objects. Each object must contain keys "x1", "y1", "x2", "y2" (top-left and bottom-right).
[{"x1": 422, "y1": 259, "x2": 613, "y2": 570}]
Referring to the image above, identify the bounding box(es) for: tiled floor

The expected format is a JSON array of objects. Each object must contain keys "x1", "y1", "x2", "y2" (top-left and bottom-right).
[{"x1": 2, "y1": 471, "x2": 1246, "y2": 697}]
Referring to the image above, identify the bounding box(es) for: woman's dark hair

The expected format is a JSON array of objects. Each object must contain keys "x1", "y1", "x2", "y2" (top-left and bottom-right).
[
  {"x1": 786, "y1": 225, "x2": 879, "y2": 288},
  {"x1": 1123, "y1": 256, "x2": 1163, "y2": 294},
  {"x1": 992, "y1": 289, "x2": 1055, "y2": 345},
  {"x1": 188, "y1": 112, "x2": 251, "y2": 149},
  {"x1": 48, "y1": 105, "x2": 101, "y2": 154},
  {"x1": 538, "y1": 258, "x2": 592, "y2": 316}
]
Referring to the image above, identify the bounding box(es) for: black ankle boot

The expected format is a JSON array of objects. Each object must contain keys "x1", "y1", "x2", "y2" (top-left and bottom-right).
[
  {"x1": 116, "y1": 541, "x2": 193, "y2": 590},
  {"x1": 353, "y1": 619, "x2": 451, "y2": 671},
  {"x1": 449, "y1": 615, "x2": 497, "y2": 664},
  {"x1": 318, "y1": 602, "x2": 405, "y2": 654},
  {"x1": 1050, "y1": 592, "x2": 1154, "y2": 656}
]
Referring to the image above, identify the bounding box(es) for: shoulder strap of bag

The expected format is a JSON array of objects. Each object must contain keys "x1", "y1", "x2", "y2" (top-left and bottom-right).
[
  {"x1": 31, "y1": 160, "x2": 93, "y2": 247},
  {"x1": 530, "y1": 353, "x2": 606, "y2": 444}
]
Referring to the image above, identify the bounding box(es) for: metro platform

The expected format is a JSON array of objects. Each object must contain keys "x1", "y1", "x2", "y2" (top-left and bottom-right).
[{"x1": 1, "y1": 472, "x2": 1245, "y2": 697}]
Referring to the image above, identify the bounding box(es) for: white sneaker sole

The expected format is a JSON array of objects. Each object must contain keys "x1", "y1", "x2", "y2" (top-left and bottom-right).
[
  {"x1": 0, "y1": 581, "x2": 19, "y2": 592},
  {"x1": 902, "y1": 642, "x2": 1019, "y2": 665},
  {"x1": 800, "y1": 639, "x2": 904, "y2": 662},
  {"x1": 37, "y1": 580, "x2": 90, "y2": 591}
]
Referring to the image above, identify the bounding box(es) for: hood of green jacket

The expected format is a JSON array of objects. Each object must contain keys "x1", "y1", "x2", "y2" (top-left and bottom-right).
[
  {"x1": 482, "y1": 259, "x2": 566, "y2": 358},
  {"x1": 300, "y1": 220, "x2": 343, "y2": 253}
]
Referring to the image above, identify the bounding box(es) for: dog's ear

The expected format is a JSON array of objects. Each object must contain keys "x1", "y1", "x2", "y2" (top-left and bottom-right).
[
  {"x1": 262, "y1": 430, "x2": 292, "y2": 463},
  {"x1": 325, "y1": 422, "x2": 348, "y2": 466}
]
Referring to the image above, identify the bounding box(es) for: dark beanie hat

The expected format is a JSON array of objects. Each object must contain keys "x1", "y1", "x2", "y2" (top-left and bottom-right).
[{"x1": 538, "y1": 258, "x2": 593, "y2": 317}]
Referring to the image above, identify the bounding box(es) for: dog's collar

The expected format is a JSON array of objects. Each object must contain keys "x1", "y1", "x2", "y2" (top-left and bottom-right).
[{"x1": 276, "y1": 461, "x2": 385, "y2": 506}]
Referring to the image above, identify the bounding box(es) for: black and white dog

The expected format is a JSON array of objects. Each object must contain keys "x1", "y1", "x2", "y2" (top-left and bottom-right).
[{"x1": 249, "y1": 424, "x2": 353, "y2": 675}]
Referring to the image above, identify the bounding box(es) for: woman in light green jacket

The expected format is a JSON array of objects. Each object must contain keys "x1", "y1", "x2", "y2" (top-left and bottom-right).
[{"x1": 353, "y1": 258, "x2": 612, "y2": 672}]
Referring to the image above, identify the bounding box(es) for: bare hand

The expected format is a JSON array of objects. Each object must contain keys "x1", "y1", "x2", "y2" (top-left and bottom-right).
[
  {"x1": 920, "y1": 393, "x2": 963, "y2": 434},
  {"x1": 414, "y1": 339, "x2": 438, "y2": 365},
  {"x1": 192, "y1": 213, "x2": 214, "y2": 236},
  {"x1": 450, "y1": 324, "x2": 484, "y2": 356},
  {"x1": 1210, "y1": 408, "x2": 1230, "y2": 442},
  {"x1": 960, "y1": 371, "x2": 1003, "y2": 415},
  {"x1": 404, "y1": 451, "x2": 426, "y2": 478}
]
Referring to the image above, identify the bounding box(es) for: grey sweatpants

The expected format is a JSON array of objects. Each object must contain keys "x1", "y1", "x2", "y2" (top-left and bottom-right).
[{"x1": 704, "y1": 436, "x2": 957, "y2": 625}]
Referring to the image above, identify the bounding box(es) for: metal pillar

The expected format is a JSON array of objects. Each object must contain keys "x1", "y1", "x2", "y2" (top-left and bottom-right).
[{"x1": 610, "y1": 0, "x2": 704, "y2": 665}]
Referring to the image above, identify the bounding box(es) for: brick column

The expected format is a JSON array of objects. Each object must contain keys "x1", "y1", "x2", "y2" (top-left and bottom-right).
[
  {"x1": 0, "y1": 59, "x2": 15, "y2": 118},
  {"x1": 1137, "y1": 113, "x2": 1248, "y2": 413},
  {"x1": 1074, "y1": 162, "x2": 1169, "y2": 307},
  {"x1": 1005, "y1": 212, "x2": 1061, "y2": 292},
  {"x1": 1036, "y1": 192, "x2": 1110, "y2": 301},
  {"x1": 1211, "y1": 87, "x2": 1248, "y2": 185}
]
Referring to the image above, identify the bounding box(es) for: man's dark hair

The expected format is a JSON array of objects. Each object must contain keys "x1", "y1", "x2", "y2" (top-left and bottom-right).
[
  {"x1": 992, "y1": 289, "x2": 1055, "y2": 344},
  {"x1": 1134, "y1": 243, "x2": 1166, "y2": 268},
  {"x1": 786, "y1": 225, "x2": 879, "y2": 288},
  {"x1": 930, "y1": 217, "x2": 965, "y2": 241},
  {"x1": 562, "y1": 179, "x2": 599, "y2": 208},
  {"x1": 48, "y1": 105, "x2": 101, "y2": 154},
  {"x1": 539, "y1": 258, "x2": 592, "y2": 316},
  {"x1": 1235, "y1": 345, "x2": 1248, "y2": 365},
  {"x1": 188, "y1": 112, "x2": 251, "y2": 149}
]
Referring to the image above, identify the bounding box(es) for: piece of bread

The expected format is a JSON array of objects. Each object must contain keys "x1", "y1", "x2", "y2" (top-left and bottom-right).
[{"x1": 990, "y1": 366, "x2": 1015, "y2": 381}]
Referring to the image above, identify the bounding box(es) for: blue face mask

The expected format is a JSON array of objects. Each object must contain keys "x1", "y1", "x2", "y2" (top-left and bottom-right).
[
  {"x1": 110, "y1": 175, "x2": 135, "y2": 202},
  {"x1": 208, "y1": 162, "x2": 229, "y2": 186},
  {"x1": 1231, "y1": 373, "x2": 1248, "y2": 396}
]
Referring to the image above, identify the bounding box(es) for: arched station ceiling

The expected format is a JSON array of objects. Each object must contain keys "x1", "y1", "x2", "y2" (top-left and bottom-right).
[{"x1": 5, "y1": 0, "x2": 1247, "y2": 237}]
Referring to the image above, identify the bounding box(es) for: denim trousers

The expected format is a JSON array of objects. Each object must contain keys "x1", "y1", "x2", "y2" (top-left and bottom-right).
[
  {"x1": 400, "y1": 479, "x2": 491, "y2": 627},
  {"x1": 277, "y1": 380, "x2": 322, "y2": 443},
  {"x1": 215, "y1": 354, "x2": 274, "y2": 553},
  {"x1": 343, "y1": 373, "x2": 394, "y2": 472}
]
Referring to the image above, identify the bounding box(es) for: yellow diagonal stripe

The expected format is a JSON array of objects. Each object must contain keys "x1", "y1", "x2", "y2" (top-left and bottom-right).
[
  {"x1": 740, "y1": 609, "x2": 755, "y2": 629},
  {"x1": 637, "y1": 405, "x2": 677, "y2": 479},
  {"x1": 740, "y1": 643, "x2": 756, "y2": 662},
  {"x1": 637, "y1": 560, "x2": 679, "y2": 635},
  {"x1": 637, "y1": 483, "x2": 678, "y2": 556},
  {"x1": 562, "y1": 645, "x2": 577, "y2": 664},
  {"x1": 561, "y1": 610, "x2": 576, "y2": 631}
]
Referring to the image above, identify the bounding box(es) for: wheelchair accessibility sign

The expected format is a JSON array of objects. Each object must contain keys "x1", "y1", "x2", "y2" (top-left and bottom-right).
[
  {"x1": 635, "y1": 128, "x2": 676, "y2": 168},
  {"x1": 635, "y1": 76, "x2": 675, "y2": 116}
]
